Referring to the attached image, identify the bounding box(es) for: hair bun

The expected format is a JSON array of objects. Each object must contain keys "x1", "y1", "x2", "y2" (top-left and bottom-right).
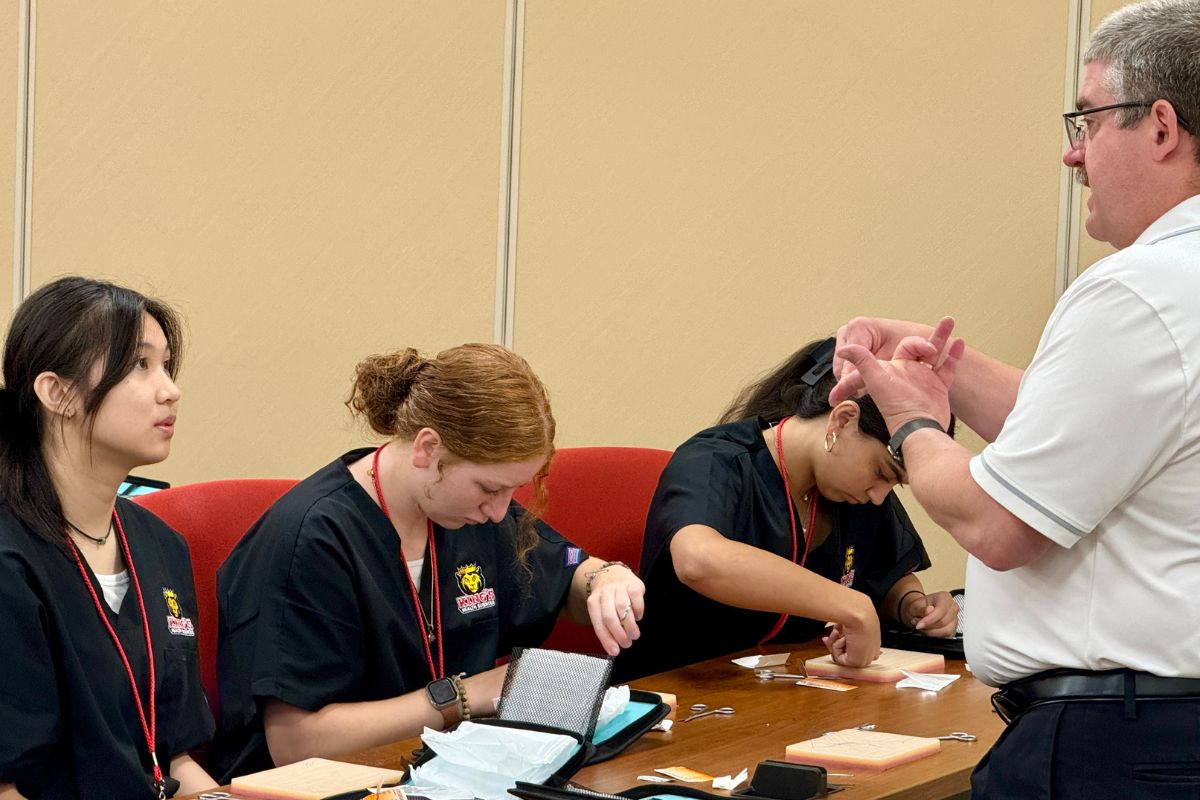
[{"x1": 348, "y1": 349, "x2": 431, "y2": 435}]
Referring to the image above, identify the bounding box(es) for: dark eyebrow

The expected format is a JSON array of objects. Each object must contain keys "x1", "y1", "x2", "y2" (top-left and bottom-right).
[{"x1": 135, "y1": 342, "x2": 172, "y2": 363}]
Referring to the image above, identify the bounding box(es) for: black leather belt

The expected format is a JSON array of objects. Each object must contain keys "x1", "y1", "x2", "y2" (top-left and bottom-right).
[{"x1": 992, "y1": 669, "x2": 1200, "y2": 724}]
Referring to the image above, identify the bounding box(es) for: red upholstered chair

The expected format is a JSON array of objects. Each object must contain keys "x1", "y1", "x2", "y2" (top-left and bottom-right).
[
  {"x1": 513, "y1": 446, "x2": 672, "y2": 654},
  {"x1": 134, "y1": 479, "x2": 297, "y2": 718}
]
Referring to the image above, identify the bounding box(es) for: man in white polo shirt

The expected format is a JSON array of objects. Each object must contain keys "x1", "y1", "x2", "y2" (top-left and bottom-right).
[{"x1": 830, "y1": 1, "x2": 1200, "y2": 797}]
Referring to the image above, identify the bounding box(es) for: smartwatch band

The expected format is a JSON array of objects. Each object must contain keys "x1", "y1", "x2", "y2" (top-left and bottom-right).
[{"x1": 887, "y1": 418, "x2": 944, "y2": 467}]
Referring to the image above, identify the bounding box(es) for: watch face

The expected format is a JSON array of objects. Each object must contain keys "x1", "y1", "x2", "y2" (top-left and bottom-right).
[{"x1": 426, "y1": 678, "x2": 457, "y2": 706}]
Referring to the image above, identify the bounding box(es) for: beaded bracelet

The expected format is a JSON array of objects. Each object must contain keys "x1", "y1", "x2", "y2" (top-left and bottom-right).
[
  {"x1": 450, "y1": 672, "x2": 470, "y2": 721},
  {"x1": 583, "y1": 560, "x2": 629, "y2": 596}
]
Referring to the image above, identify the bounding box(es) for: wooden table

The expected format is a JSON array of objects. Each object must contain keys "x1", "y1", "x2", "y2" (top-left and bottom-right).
[{"x1": 188, "y1": 642, "x2": 1004, "y2": 800}]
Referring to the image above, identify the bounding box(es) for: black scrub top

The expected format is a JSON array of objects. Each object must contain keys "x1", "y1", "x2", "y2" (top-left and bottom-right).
[
  {"x1": 213, "y1": 449, "x2": 587, "y2": 783},
  {"x1": 613, "y1": 418, "x2": 930, "y2": 682},
  {"x1": 0, "y1": 499, "x2": 214, "y2": 799}
]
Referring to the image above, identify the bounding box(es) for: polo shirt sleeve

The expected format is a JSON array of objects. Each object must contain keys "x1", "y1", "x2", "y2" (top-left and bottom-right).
[
  {"x1": 852, "y1": 493, "x2": 932, "y2": 606},
  {"x1": 642, "y1": 442, "x2": 745, "y2": 565},
  {"x1": 498, "y1": 510, "x2": 585, "y2": 648},
  {"x1": 970, "y1": 276, "x2": 1186, "y2": 548},
  {"x1": 0, "y1": 554, "x2": 61, "y2": 793},
  {"x1": 251, "y1": 509, "x2": 366, "y2": 712}
]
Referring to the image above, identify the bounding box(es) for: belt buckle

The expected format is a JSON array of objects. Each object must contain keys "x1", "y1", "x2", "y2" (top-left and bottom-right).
[{"x1": 990, "y1": 689, "x2": 1021, "y2": 725}]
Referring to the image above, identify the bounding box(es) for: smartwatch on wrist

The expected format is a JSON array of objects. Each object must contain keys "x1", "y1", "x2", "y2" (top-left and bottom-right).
[
  {"x1": 887, "y1": 418, "x2": 944, "y2": 468},
  {"x1": 425, "y1": 676, "x2": 461, "y2": 730}
]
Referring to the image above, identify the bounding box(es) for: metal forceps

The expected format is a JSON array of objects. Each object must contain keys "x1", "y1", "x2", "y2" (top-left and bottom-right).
[
  {"x1": 936, "y1": 731, "x2": 977, "y2": 741},
  {"x1": 682, "y1": 703, "x2": 735, "y2": 723},
  {"x1": 755, "y1": 668, "x2": 807, "y2": 680}
]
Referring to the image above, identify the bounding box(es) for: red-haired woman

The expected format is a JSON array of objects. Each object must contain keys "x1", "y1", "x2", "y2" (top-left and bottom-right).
[{"x1": 213, "y1": 344, "x2": 644, "y2": 782}]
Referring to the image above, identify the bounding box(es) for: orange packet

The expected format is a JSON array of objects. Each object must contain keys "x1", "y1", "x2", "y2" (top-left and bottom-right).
[{"x1": 655, "y1": 766, "x2": 714, "y2": 782}]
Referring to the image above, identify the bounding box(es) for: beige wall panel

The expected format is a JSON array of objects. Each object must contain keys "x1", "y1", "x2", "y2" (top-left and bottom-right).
[
  {"x1": 29, "y1": 2, "x2": 506, "y2": 484},
  {"x1": 0, "y1": 5, "x2": 17, "y2": 324},
  {"x1": 515, "y1": 2, "x2": 1069, "y2": 591}
]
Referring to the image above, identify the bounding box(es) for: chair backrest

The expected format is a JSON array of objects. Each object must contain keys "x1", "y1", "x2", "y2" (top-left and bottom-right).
[
  {"x1": 513, "y1": 446, "x2": 672, "y2": 654},
  {"x1": 134, "y1": 478, "x2": 297, "y2": 717}
]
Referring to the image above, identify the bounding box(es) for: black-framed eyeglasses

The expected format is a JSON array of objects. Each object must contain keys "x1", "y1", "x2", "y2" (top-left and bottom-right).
[{"x1": 1063, "y1": 100, "x2": 1194, "y2": 149}]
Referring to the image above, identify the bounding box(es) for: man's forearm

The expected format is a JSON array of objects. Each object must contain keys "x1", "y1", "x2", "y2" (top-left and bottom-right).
[
  {"x1": 947, "y1": 346, "x2": 1024, "y2": 443},
  {"x1": 903, "y1": 429, "x2": 1050, "y2": 570}
]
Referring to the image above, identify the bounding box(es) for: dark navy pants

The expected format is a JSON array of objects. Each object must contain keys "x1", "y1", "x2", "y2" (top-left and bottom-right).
[{"x1": 972, "y1": 698, "x2": 1200, "y2": 799}]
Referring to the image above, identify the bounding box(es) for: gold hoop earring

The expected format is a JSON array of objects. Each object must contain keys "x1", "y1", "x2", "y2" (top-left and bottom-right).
[{"x1": 825, "y1": 432, "x2": 837, "y2": 453}]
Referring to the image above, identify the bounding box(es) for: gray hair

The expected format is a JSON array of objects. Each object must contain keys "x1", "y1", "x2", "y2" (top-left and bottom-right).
[{"x1": 1085, "y1": 0, "x2": 1200, "y2": 161}]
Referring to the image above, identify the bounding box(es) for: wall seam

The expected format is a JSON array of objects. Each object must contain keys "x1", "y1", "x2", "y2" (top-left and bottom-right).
[
  {"x1": 494, "y1": 0, "x2": 525, "y2": 349},
  {"x1": 1055, "y1": 0, "x2": 1089, "y2": 300},
  {"x1": 13, "y1": 0, "x2": 35, "y2": 307}
]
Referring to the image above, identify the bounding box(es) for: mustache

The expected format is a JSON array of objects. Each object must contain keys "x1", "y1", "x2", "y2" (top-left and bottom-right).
[{"x1": 1074, "y1": 167, "x2": 1089, "y2": 188}]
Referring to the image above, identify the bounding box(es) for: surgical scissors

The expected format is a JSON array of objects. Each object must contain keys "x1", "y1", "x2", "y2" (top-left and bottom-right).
[
  {"x1": 935, "y1": 731, "x2": 977, "y2": 741},
  {"x1": 682, "y1": 703, "x2": 735, "y2": 723}
]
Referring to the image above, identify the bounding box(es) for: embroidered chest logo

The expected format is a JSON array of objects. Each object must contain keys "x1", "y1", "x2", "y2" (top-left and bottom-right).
[
  {"x1": 162, "y1": 588, "x2": 195, "y2": 637},
  {"x1": 455, "y1": 563, "x2": 497, "y2": 614},
  {"x1": 839, "y1": 546, "x2": 856, "y2": 587}
]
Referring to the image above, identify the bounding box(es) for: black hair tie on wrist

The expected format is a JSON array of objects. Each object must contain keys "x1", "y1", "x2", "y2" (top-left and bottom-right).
[{"x1": 896, "y1": 589, "x2": 926, "y2": 630}]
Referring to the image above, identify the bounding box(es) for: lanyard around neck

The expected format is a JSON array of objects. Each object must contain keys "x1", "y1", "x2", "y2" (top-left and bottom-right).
[
  {"x1": 70, "y1": 510, "x2": 165, "y2": 798},
  {"x1": 758, "y1": 416, "x2": 820, "y2": 647},
  {"x1": 371, "y1": 444, "x2": 444, "y2": 680}
]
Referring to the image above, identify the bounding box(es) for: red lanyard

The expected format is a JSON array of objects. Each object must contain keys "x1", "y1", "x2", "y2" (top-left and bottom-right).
[
  {"x1": 758, "y1": 416, "x2": 819, "y2": 647},
  {"x1": 69, "y1": 510, "x2": 165, "y2": 798},
  {"x1": 371, "y1": 444, "x2": 444, "y2": 680}
]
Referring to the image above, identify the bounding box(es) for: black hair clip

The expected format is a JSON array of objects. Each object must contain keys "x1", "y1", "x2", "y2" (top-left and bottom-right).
[{"x1": 799, "y1": 337, "x2": 837, "y2": 386}]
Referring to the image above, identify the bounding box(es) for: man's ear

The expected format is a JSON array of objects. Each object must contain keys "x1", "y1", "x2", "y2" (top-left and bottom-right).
[
  {"x1": 32, "y1": 371, "x2": 78, "y2": 420},
  {"x1": 410, "y1": 427, "x2": 443, "y2": 469},
  {"x1": 1149, "y1": 99, "x2": 1188, "y2": 162}
]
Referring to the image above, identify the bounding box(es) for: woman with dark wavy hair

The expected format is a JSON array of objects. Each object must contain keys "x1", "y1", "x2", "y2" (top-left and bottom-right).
[
  {"x1": 0, "y1": 277, "x2": 215, "y2": 799},
  {"x1": 214, "y1": 343, "x2": 644, "y2": 782},
  {"x1": 615, "y1": 337, "x2": 957, "y2": 683}
]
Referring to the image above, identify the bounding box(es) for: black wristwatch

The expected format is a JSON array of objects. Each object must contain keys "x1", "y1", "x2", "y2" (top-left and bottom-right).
[
  {"x1": 887, "y1": 418, "x2": 944, "y2": 468},
  {"x1": 425, "y1": 676, "x2": 461, "y2": 730}
]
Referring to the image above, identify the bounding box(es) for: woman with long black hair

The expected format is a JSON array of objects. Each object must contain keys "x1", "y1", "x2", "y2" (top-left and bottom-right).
[{"x1": 0, "y1": 277, "x2": 215, "y2": 799}]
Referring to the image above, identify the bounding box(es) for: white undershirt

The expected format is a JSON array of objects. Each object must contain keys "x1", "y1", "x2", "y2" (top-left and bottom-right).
[
  {"x1": 407, "y1": 557, "x2": 424, "y2": 592},
  {"x1": 95, "y1": 570, "x2": 130, "y2": 614}
]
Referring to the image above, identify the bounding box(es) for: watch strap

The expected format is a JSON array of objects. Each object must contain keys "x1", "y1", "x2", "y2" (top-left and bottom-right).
[
  {"x1": 426, "y1": 676, "x2": 461, "y2": 730},
  {"x1": 887, "y1": 418, "x2": 944, "y2": 466}
]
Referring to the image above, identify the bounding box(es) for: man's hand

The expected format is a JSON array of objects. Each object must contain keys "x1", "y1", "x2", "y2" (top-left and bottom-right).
[
  {"x1": 832, "y1": 317, "x2": 934, "y2": 384},
  {"x1": 833, "y1": 317, "x2": 964, "y2": 431}
]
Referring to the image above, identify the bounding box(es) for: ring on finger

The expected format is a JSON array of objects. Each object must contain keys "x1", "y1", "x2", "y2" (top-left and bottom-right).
[{"x1": 619, "y1": 602, "x2": 633, "y2": 621}]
